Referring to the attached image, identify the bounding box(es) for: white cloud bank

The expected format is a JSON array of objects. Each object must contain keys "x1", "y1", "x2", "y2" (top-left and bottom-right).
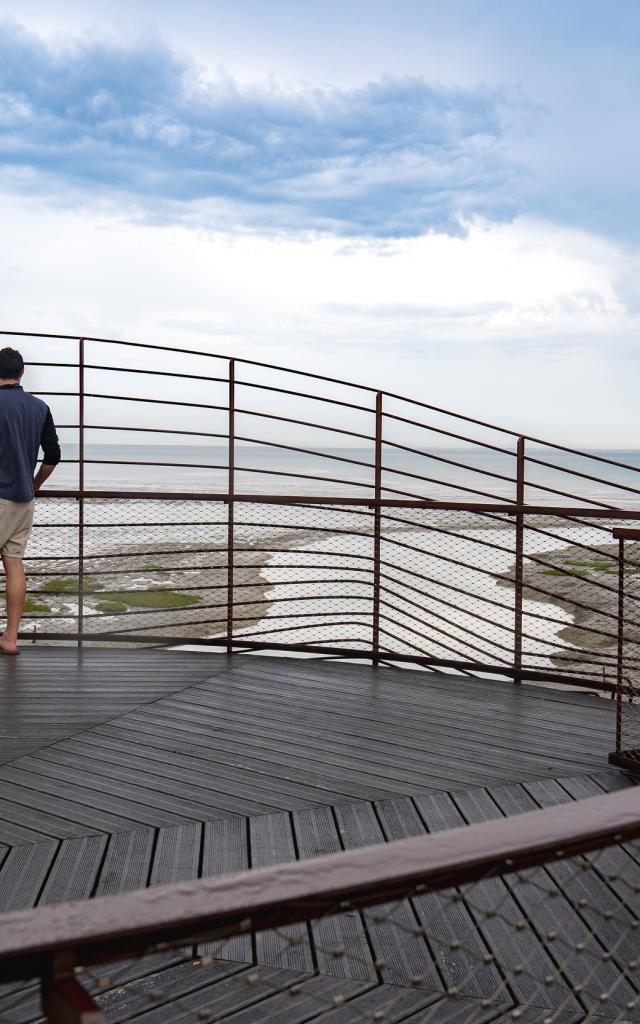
[{"x1": 0, "y1": 192, "x2": 635, "y2": 447}]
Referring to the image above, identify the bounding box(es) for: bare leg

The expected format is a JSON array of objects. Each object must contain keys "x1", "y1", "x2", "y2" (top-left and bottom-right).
[{"x1": 1, "y1": 555, "x2": 26, "y2": 653}]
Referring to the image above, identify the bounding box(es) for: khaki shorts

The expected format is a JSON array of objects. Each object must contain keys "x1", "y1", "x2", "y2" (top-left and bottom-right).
[{"x1": 0, "y1": 499, "x2": 34, "y2": 558}]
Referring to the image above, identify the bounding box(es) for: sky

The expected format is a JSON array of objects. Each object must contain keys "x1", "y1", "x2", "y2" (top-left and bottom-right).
[{"x1": 0, "y1": 0, "x2": 638, "y2": 446}]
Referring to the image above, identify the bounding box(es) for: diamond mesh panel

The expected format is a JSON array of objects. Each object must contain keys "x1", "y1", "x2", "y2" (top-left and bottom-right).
[
  {"x1": 23, "y1": 498, "x2": 229, "y2": 642},
  {"x1": 232, "y1": 503, "x2": 375, "y2": 649},
  {"x1": 380, "y1": 508, "x2": 516, "y2": 667},
  {"x1": 521, "y1": 517, "x2": 640, "y2": 688}
]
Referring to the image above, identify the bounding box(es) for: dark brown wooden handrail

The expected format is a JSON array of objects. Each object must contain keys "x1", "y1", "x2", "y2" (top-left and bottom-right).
[{"x1": 1, "y1": 787, "x2": 638, "y2": 984}]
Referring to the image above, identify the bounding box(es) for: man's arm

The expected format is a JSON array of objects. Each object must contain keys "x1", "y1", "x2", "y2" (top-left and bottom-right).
[{"x1": 34, "y1": 408, "x2": 61, "y2": 494}]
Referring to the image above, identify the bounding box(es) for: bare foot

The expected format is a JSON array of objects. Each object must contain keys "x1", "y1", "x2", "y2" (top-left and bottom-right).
[{"x1": 0, "y1": 637, "x2": 19, "y2": 655}]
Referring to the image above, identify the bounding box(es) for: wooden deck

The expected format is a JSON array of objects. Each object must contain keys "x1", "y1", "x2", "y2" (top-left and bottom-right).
[
  {"x1": 0, "y1": 649, "x2": 638, "y2": 1022},
  {"x1": 0, "y1": 648, "x2": 624, "y2": 844}
]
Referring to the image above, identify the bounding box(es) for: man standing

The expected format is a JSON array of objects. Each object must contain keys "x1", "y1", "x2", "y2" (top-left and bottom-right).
[{"x1": 0, "y1": 347, "x2": 61, "y2": 654}]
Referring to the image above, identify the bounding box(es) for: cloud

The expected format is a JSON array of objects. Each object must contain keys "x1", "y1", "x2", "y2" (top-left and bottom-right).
[{"x1": 0, "y1": 19, "x2": 530, "y2": 236}]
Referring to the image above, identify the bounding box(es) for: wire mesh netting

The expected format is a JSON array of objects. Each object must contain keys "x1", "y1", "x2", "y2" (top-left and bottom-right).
[
  {"x1": 1, "y1": 821, "x2": 638, "y2": 1023},
  {"x1": 19, "y1": 498, "x2": 640, "y2": 692},
  {"x1": 23, "y1": 497, "x2": 229, "y2": 642},
  {"x1": 520, "y1": 519, "x2": 640, "y2": 689}
]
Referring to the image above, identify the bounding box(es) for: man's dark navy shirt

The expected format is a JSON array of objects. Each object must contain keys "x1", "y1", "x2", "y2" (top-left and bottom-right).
[{"x1": 0, "y1": 385, "x2": 61, "y2": 502}]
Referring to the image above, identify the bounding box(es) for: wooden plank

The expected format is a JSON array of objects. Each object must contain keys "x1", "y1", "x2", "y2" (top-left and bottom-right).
[
  {"x1": 375, "y1": 796, "x2": 505, "y2": 1002},
  {"x1": 0, "y1": 840, "x2": 58, "y2": 912},
  {"x1": 293, "y1": 805, "x2": 376, "y2": 981},
  {"x1": 417, "y1": 790, "x2": 581, "y2": 1013},
  {"x1": 199, "y1": 817, "x2": 252, "y2": 964},
  {"x1": 249, "y1": 812, "x2": 314, "y2": 973},
  {"x1": 149, "y1": 823, "x2": 202, "y2": 887},
  {"x1": 38, "y1": 833, "x2": 109, "y2": 906},
  {"x1": 334, "y1": 800, "x2": 443, "y2": 991},
  {"x1": 94, "y1": 828, "x2": 155, "y2": 897},
  {"x1": 94, "y1": 957, "x2": 247, "y2": 1022},
  {"x1": 195, "y1": 972, "x2": 371, "y2": 1024}
]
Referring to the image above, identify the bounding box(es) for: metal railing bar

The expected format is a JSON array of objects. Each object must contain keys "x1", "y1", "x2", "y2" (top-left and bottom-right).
[
  {"x1": 26, "y1": 563, "x2": 375, "y2": 579},
  {"x1": 381, "y1": 575, "x2": 619, "y2": 652},
  {"x1": 380, "y1": 473, "x2": 517, "y2": 505},
  {"x1": 235, "y1": 435, "x2": 376, "y2": 471},
  {"x1": 231, "y1": 465, "x2": 377, "y2": 491},
  {"x1": 379, "y1": 459, "x2": 518, "y2": 500},
  {"x1": 379, "y1": 560, "x2": 619, "y2": 640},
  {"x1": 382, "y1": 410, "x2": 517, "y2": 456},
  {"x1": 83, "y1": 459, "x2": 228, "y2": 470},
  {"x1": 380, "y1": 579, "x2": 514, "y2": 638},
  {"x1": 379, "y1": 534, "x2": 505, "y2": 582},
  {"x1": 515, "y1": 578, "x2": 640, "y2": 629},
  {"x1": 521, "y1": 477, "x2": 620, "y2": 510},
  {"x1": 33, "y1": 521, "x2": 228, "y2": 529},
  {"x1": 55, "y1": 593, "x2": 375, "y2": 621},
  {"x1": 380, "y1": 511, "x2": 516, "y2": 556},
  {"x1": 236, "y1": 378, "x2": 373, "y2": 413},
  {"x1": 41, "y1": 577, "x2": 373, "y2": 598},
  {"x1": 377, "y1": 620, "x2": 512, "y2": 666},
  {"x1": 79, "y1": 392, "x2": 227, "y2": 412},
  {"x1": 0, "y1": 329, "x2": 233, "y2": 364},
  {"x1": 523, "y1": 439, "x2": 640, "y2": 476},
  {"x1": 524, "y1": 552, "x2": 618, "y2": 596},
  {"x1": 83, "y1": 363, "x2": 228, "y2": 385},
  {"x1": 525, "y1": 454, "x2": 640, "y2": 498},
  {"x1": 107, "y1": 613, "x2": 372, "y2": 636},
  {"x1": 84, "y1": 424, "x2": 229, "y2": 441},
  {"x1": 235, "y1": 406, "x2": 376, "y2": 443},
  {"x1": 34, "y1": 490, "x2": 640, "y2": 514},
  {"x1": 24, "y1": 546, "x2": 230, "y2": 561},
  {"x1": 378, "y1": 597, "x2": 514, "y2": 662},
  {"x1": 521, "y1": 521, "x2": 626, "y2": 555},
  {"x1": 381, "y1": 437, "x2": 519, "y2": 486},
  {"x1": 380, "y1": 564, "x2": 513, "y2": 613},
  {"x1": 26, "y1": 360, "x2": 78, "y2": 368}
]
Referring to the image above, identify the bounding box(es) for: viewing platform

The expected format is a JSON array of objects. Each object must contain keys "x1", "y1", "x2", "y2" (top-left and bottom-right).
[{"x1": 0, "y1": 332, "x2": 639, "y2": 1022}]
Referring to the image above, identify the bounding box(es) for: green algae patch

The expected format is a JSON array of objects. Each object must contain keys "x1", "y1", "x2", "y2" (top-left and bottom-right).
[
  {"x1": 99, "y1": 590, "x2": 202, "y2": 610},
  {"x1": 24, "y1": 598, "x2": 51, "y2": 613}
]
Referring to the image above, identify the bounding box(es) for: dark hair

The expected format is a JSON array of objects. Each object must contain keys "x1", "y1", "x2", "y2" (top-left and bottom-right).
[{"x1": 0, "y1": 348, "x2": 24, "y2": 379}]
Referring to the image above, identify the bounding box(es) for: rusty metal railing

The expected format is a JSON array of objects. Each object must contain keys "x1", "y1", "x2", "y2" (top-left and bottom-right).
[{"x1": 1, "y1": 329, "x2": 640, "y2": 694}]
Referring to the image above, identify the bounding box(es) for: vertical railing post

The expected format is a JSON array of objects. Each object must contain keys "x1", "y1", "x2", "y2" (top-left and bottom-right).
[
  {"x1": 615, "y1": 536, "x2": 625, "y2": 756},
  {"x1": 78, "y1": 338, "x2": 85, "y2": 649},
  {"x1": 513, "y1": 436, "x2": 525, "y2": 683},
  {"x1": 372, "y1": 392, "x2": 383, "y2": 665},
  {"x1": 226, "y1": 359, "x2": 235, "y2": 655}
]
